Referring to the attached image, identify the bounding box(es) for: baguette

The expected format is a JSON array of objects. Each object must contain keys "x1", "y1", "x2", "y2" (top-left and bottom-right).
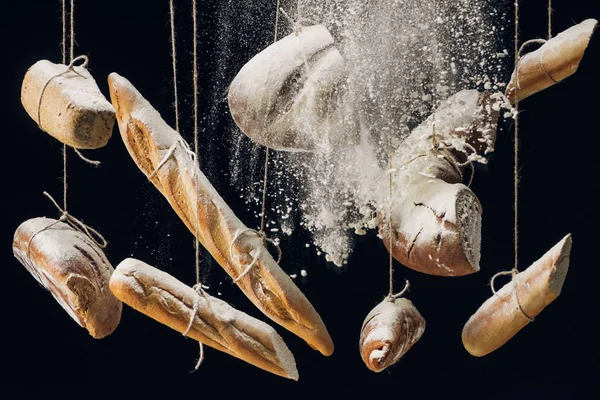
[
  {"x1": 359, "y1": 297, "x2": 425, "y2": 372},
  {"x1": 21, "y1": 59, "x2": 115, "y2": 149},
  {"x1": 108, "y1": 72, "x2": 334, "y2": 356},
  {"x1": 12, "y1": 217, "x2": 122, "y2": 338},
  {"x1": 462, "y1": 234, "x2": 572, "y2": 357},
  {"x1": 110, "y1": 258, "x2": 299, "y2": 380}
]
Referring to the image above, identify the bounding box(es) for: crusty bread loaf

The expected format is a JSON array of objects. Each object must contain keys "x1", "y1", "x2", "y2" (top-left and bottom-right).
[
  {"x1": 359, "y1": 297, "x2": 425, "y2": 372},
  {"x1": 462, "y1": 234, "x2": 572, "y2": 357},
  {"x1": 108, "y1": 72, "x2": 334, "y2": 356},
  {"x1": 21, "y1": 59, "x2": 115, "y2": 149},
  {"x1": 110, "y1": 258, "x2": 299, "y2": 380},
  {"x1": 13, "y1": 217, "x2": 122, "y2": 338},
  {"x1": 505, "y1": 19, "x2": 597, "y2": 104}
]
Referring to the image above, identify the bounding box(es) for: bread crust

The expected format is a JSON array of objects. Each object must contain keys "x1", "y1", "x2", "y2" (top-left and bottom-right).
[
  {"x1": 108, "y1": 73, "x2": 334, "y2": 356},
  {"x1": 110, "y1": 258, "x2": 299, "y2": 380},
  {"x1": 13, "y1": 217, "x2": 122, "y2": 338}
]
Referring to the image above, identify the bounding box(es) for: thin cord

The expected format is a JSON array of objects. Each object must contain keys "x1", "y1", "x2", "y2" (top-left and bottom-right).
[
  {"x1": 388, "y1": 130, "x2": 394, "y2": 297},
  {"x1": 70, "y1": 0, "x2": 74, "y2": 63},
  {"x1": 548, "y1": 0, "x2": 552, "y2": 39},
  {"x1": 259, "y1": 0, "x2": 281, "y2": 235},
  {"x1": 62, "y1": 1, "x2": 67, "y2": 64},
  {"x1": 192, "y1": 0, "x2": 201, "y2": 285},
  {"x1": 513, "y1": 0, "x2": 520, "y2": 270},
  {"x1": 169, "y1": 0, "x2": 180, "y2": 133}
]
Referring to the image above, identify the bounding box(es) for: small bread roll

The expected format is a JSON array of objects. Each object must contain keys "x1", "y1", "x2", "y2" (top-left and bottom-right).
[
  {"x1": 359, "y1": 297, "x2": 425, "y2": 372},
  {"x1": 21, "y1": 59, "x2": 115, "y2": 149},
  {"x1": 13, "y1": 217, "x2": 122, "y2": 338},
  {"x1": 110, "y1": 258, "x2": 299, "y2": 380},
  {"x1": 462, "y1": 234, "x2": 572, "y2": 357}
]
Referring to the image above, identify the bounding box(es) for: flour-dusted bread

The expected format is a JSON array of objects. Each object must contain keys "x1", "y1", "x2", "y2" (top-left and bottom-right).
[
  {"x1": 506, "y1": 19, "x2": 597, "y2": 103},
  {"x1": 108, "y1": 72, "x2": 334, "y2": 356},
  {"x1": 359, "y1": 297, "x2": 425, "y2": 372},
  {"x1": 228, "y1": 25, "x2": 360, "y2": 152},
  {"x1": 110, "y1": 258, "x2": 299, "y2": 380},
  {"x1": 13, "y1": 217, "x2": 122, "y2": 338},
  {"x1": 462, "y1": 234, "x2": 572, "y2": 357},
  {"x1": 21, "y1": 59, "x2": 115, "y2": 149},
  {"x1": 378, "y1": 90, "x2": 502, "y2": 276}
]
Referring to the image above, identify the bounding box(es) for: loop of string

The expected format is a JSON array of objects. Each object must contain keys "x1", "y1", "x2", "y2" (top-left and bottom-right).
[
  {"x1": 231, "y1": 0, "x2": 284, "y2": 283},
  {"x1": 515, "y1": 39, "x2": 557, "y2": 90},
  {"x1": 489, "y1": 269, "x2": 534, "y2": 322},
  {"x1": 387, "y1": 279, "x2": 410, "y2": 302}
]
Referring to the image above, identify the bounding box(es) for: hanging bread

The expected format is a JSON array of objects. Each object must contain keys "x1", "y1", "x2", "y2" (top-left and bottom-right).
[
  {"x1": 359, "y1": 296, "x2": 425, "y2": 372},
  {"x1": 110, "y1": 258, "x2": 299, "y2": 380},
  {"x1": 462, "y1": 234, "x2": 572, "y2": 357},
  {"x1": 108, "y1": 72, "x2": 334, "y2": 356},
  {"x1": 21, "y1": 58, "x2": 115, "y2": 149},
  {"x1": 378, "y1": 90, "x2": 502, "y2": 276},
  {"x1": 12, "y1": 217, "x2": 122, "y2": 338},
  {"x1": 228, "y1": 25, "x2": 360, "y2": 152},
  {"x1": 506, "y1": 19, "x2": 597, "y2": 103}
]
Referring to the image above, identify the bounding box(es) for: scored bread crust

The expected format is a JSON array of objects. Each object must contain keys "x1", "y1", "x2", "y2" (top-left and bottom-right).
[
  {"x1": 13, "y1": 217, "x2": 122, "y2": 339},
  {"x1": 110, "y1": 258, "x2": 299, "y2": 380},
  {"x1": 108, "y1": 72, "x2": 334, "y2": 356}
]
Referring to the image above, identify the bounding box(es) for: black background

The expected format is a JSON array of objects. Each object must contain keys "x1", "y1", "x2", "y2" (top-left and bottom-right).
[{"x1": 1, "y1": 0, "x2": 598, "y2": 398}]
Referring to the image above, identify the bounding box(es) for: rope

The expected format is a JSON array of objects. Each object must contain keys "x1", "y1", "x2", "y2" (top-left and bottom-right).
[
  {"x1": 229, "y1": 229, "x2": 282, "y2": 283},
  {"x1": 514, "y1": 0, "x2": 519, "y2": 271},
  {"x1": 388, "y1": 127, "x2": 394, "y2": 297},
  {"x1": 387, "y1": 279, "x2": 410, "y2": 301},
  {"x1": 548, "y1": 0, "x2": 552, "y2": 40},
  {"x1": 182, "y1": 283, "x2": 207, "y2": 372},
  {"x1": 169, "y1": 0, "x2": 180, "y2": 133},
  {"x1": 70, "y1": 0, "x2": 75, "y2": 63},
  {"x1": 192, "y1": 0, "x2": 201, "y2": 286},
  {"x1": 489, "y1": 269, "x2": 534, "y2": 321}
]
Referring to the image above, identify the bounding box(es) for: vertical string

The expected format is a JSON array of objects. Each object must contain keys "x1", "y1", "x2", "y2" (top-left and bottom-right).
[
  {"x1": 62, "y1": 0, "x2": 68, "y2": 212},
  {"x1": 513, "y1": 0, "x2": 520, "y2": 270},
  {"x1": 548, "y1": 0, "x2": 552, "y2": 39},
  {"x1": 192, "y1": 0, "x2": 201, "y2": 285},
  {"x1": 169, "y1": 0, "x2": 180, "y2": 133},
  {"x1": 259, "y1": 0, "x2": 281, "y2": 235},
  {"x1": 387, "y1": 129, "x2": 394, "y2": 297},
  {"x1": 70, "y1": 0, "x2": 75, "y2": 63}
]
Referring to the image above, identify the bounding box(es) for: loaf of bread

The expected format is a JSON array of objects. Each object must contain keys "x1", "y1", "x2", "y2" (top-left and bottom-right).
[
  {"x1": 359, "y1": 297, "x2": 425, "y2": 372},
  {"x1": 110, "y1": 258, "x2": 299, "y2": 380},
  {"x1": 108, "y1": 72, "x2": 334, "y2": 356},
  {"x1": 21, "y1": 59, "x2": 115, "y2": 149},
  {"x1": 505, "y1": 19, "x2": 597, "y2": 103},
  {"x1": 228, "y1": 25, "x2": 360, "y2": 152},
  {"x1": 462, "y1": 234, "x2": 572, "y2": 357},
  {"x1": 13, "y1": 217, "x2": 122, "y2": 338}
]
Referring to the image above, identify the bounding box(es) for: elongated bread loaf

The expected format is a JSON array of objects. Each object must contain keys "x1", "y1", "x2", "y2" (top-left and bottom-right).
[
  {"x1": 21, "y1": 59, "x2": 115, "y2": 149},
  {"x1": 110, "y1": 258, "x2": 299, "y2": 380},
  {"x1": 359, "y1": 297, "x2": 425, "y2": 372},
  {"x1": 462, "y1": 234, "x2": 572, "y2": 357},
  {"x1": 108, "y1": 72, "x2": 334, "y2": 356},
  {"x1": 13, "y1": 217, "x2": 122, "y2": 338}
]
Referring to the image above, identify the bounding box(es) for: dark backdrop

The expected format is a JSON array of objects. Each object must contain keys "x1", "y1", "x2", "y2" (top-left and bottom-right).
[{"x1": 1, "y1": 0, "x2": 598, "y2": 398}]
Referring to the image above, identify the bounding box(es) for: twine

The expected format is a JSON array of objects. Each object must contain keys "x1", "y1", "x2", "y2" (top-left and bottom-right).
[
  {"x1": 229, "y1": 228, "x2": 282, "y2": 284},
  {"x1": 169, "y1": 0, "x2": 180, "y2": 134},
  {"x1": 387, "y1": 279, "x2": 410, "y2": 301},
  {"x1": 490, "y1": 269, "x2": 534, "y2": 321},
  {"x1": 182, "y1": 283, "x2": 208, "y2": 371}
]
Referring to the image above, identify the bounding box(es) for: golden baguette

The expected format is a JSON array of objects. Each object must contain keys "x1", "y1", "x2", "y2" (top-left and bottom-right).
[
  {"x1": 506, "y1": 19, "x2": 597, "y2": 103},
  {"x1": 462, "y1": 234, "x2": 572, "y2": 357},
  {"x1": 108, "y1": 72, "x2": 334, "y2": 356},
  {"x1": 13, "y1": 217, "x2": 122, "y2": 339},
  {"x1": 110, "y1": 258, "x2": 299, "y2": 380}
]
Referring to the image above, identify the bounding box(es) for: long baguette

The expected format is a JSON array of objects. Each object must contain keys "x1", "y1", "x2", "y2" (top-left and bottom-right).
[
  {"x1": 13, "y1": 217, "x2": 122, "y2": 338},
  {"x1": 110, "y1": 258, "x2": 299, "y2": 380},
  {"x1": 108, "y1": 72, "x2": 334, "y2": 356}
]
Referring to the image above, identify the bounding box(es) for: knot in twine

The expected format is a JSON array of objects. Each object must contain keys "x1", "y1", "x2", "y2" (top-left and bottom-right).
[
  {"x1": 36, "y1": 55, "x2": 101, "y2": 166},
  {"x1": 149, "y1": 138, "x2": 197, "y2": 179},
  {"x1": 182, "y1": 283, "x2": 208, "y2": 372},
  {"x1": 490, "y1": 268, "x2": 534, "y2": 322},
  {"x1": 229, "y1": 228, "x2": 282, "y2": 284},
  {"x1": 387, "y1": 279, "x2": 410, "y2": 302}
]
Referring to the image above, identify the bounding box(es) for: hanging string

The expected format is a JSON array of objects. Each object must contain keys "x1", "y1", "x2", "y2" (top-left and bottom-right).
[
  {"x1": 192, "y1": 0, "x2": 201, "y2": 286},
  {"x1": 62, "y1": 0, "x2": 68, "y2": 211},
  {"x1": 513, "y1": 0, "x2": 519, "y2": 271},
  {"x1": 548, "y1": 0, "x2": 552, "y2": 40},
  {"x1": 169, "y1": 0, "x2": 180, "y2": 133}
]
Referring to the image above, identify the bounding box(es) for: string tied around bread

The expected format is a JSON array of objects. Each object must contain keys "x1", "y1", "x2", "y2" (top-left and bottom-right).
[
  {"x1": 181, "y1": 283, "x2": 208, "y2": 372},
  {"x1": 386, "y1": 279, "x2": 410, "y2": 302},
  {"x1": 490, "y1": 268, "x2": 535, "y2": 322},
  {"x1": 229, "y1": 228, "x2": 282, "y2": 284},
  {"x1": 36, "y1": 55, "x2": 101, "y2": 166},
  {"x1": 149, "y1": 138, "x2": 197, "y2": 179}
]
